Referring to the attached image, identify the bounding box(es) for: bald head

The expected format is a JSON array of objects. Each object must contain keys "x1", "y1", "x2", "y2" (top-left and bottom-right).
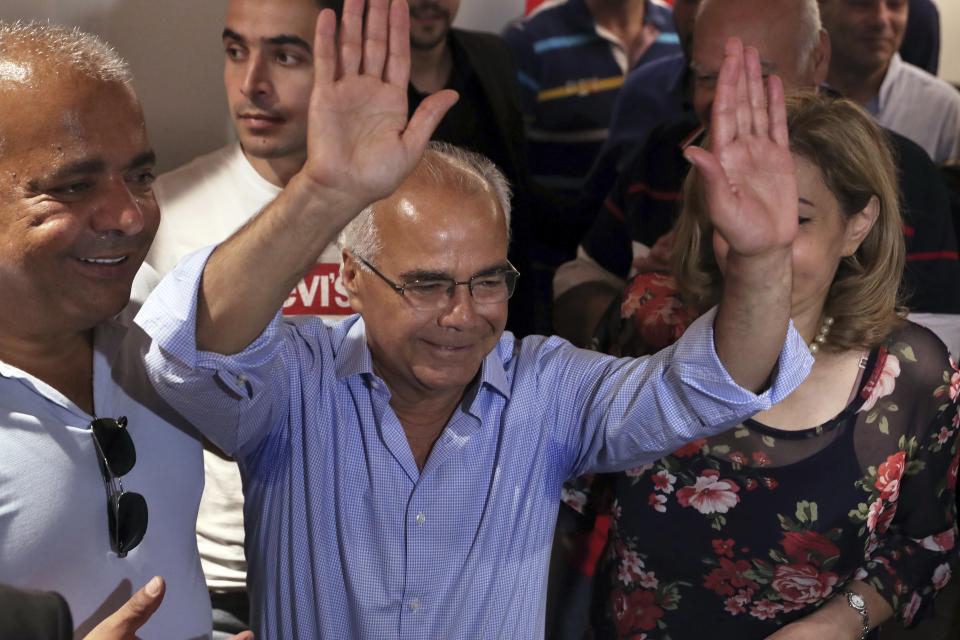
[
  {"x1": 691, "y1": 0, "x2": 829, "y2": 124},
  {"x1": 0, "y1": 21, "x2": 130, "y2": 86},
  {"x1": 0, "y1": 21, "x2": 132, "y2": 154},
  {"x1": 339, "y1": 142, "x2": 511, "y2": 263}
]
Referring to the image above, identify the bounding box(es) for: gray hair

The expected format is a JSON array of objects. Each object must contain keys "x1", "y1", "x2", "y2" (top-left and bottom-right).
[
  {"x1": 694, "y1": 0, "x2": 822, "y2": 74},
  {"x1": 796, "y1": 0, "x2": 822, "y2": 73},
  {"x1": 339, "y1": 141, "x2": 512, "y2": 263},
  {"x1": 0, "y1": 20, "x2": 131, "y2": 85}
]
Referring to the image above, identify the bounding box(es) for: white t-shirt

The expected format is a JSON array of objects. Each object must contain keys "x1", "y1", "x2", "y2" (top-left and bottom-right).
[
  {"x1": 148, "y1": 142, "x2": 352, "y2": 317},
  {"x1": 147, "y1": 142, "x2": 352, "y2": 593},
  {"x1": 0, "y1": 268, "x2": 210, "y2": 637}
]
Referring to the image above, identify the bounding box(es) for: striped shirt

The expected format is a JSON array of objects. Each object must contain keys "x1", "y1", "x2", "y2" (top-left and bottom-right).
[{"x1": 504, "y1": 0, "x2": 679, "y2": 197}]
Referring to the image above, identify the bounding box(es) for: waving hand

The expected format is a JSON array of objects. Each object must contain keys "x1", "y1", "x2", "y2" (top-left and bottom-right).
[
  {"x1": 684, "y1": 38, "x2": 798, "y2": 260},
  {"x1": 195, "y1": 0, "x2": 456, "y2": 355},
  {"x1": 301, "y1": 0, "x2": 458, "y2": 211},
  {"x1": 685, "y1": 38, "x2": 806, "y2": 392}
]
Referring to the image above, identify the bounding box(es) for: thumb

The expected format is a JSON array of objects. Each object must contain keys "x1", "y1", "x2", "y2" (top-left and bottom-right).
[
  {"x1": 85, "y1": 576, "x2": 165, "y2": 640},
  {"x1": 403, "y1": 89, "x2": 459, "y2": 155},
  {"x1": 683, "y1": 145, "x2": 736, "y2": 233}
]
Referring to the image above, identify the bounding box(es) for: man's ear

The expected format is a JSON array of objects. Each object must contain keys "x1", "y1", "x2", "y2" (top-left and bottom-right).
[
  {"x1": 340, "y1": 250, "x2": 364, "y2": 312},
  {"x1": 842, "y1": 195, "x2": 880, "y2": 256},
  {"x1": 810, "y1": 28, "x2": 831, "y2": 86}
]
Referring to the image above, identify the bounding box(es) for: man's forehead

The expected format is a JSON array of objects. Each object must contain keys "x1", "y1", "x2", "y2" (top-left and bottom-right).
[
  {"x1": 690, "y1": 56, "x2": 778, "y2": 74},
  {"x1": 224, "y1": 0, "x2": 320, "y2": 40},
  {"x1": 386, "y1": 174, "x2": 501, "y2": 223},
  {"x1": 0, "y1": 74, "x2": 147, "y2": 167},
  {"x1": 693, "y1": 20, "x2": 800, "y2": 70}
]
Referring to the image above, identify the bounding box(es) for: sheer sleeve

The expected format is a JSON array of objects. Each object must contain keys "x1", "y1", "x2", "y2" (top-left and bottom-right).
[{"x1": 853, "y1": 323, "x2": 960, "y2": 626}]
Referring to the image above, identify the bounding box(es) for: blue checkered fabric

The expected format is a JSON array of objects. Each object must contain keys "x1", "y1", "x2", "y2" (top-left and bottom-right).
[{"x1": 136, "y1": 246, "x2": 811, "y2": 639}]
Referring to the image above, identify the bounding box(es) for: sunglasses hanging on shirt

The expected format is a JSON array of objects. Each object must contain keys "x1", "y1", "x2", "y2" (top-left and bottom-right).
[{"x1": 90, "y1": 416, "x2": 148, "y2": 557}]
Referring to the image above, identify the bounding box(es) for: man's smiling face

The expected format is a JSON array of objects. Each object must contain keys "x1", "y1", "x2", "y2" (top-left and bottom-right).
[{"x1": 0, "y1": 70, "x2": 158, "y2": 331}]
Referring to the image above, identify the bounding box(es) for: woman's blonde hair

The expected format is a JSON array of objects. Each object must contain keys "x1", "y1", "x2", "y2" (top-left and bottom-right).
[{"x1": 672, "y1": 90, "x2": 906, "y2": 352}]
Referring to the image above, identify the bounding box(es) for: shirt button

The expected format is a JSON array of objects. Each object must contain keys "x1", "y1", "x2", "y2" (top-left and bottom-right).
[
  {"x1": 416, "y1": 512, "x2": 425, "y2": 525},
  {"x1": 410, "y1": 599, "x2": 420, "y2": 612},
  {"x1": 236, "y1": 374, "x2": 248, "y2": 385}
]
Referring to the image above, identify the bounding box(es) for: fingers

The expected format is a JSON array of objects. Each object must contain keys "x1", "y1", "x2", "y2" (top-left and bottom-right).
[
  {"x1": 404, "y1": 89, "x2": 459, "y2": 153},
  {"x1": 339, "y1": 0, "x2": 365, "y2": 75},
  {"x1": 84, "y1": 577, "x2": 165, "y2": 640},
  {"x1": 734, "y1": 44, "x2": 751, "y2": 138},
  {"x1": 362, "y1": 0, "x2": 390, "y2": 77},
  {"x1": 712, "y1": 38, "x2": 786, "y2": 149},
  {"x1": 683, "y1": 145, "x2": 735, "y2": 229},
  {"x1": 384, "y1": 0, "x2": 411, "y2": 87},
  {"x1": 313, "y1": 9, "x2": 338, "y2": 85},
  {"x1": 710, "y1": 38, "x2": 743, "y2": 148},
  {"x1": 767, "y1": 74, "x2": 788, "y2": 147},
  {"x1": 228, "y1": 632, "x2": 255, "y2": 640},
  {"x1": 319, "y1": 0, "x2": 410, "y2": 86},
  {"x1": 744, "y1": 47, "x2": 768, "y2": 136}
]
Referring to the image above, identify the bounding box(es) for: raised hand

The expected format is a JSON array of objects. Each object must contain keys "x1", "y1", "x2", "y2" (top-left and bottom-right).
[
  {"x1": 684, "y1": 38, "x2": 798, "y2": 261},
  {"x1": 195, "y1": 0, "x2": 458, "y2": 355},
  {"x1": 301, "y1": 0, "x2": 458, "y2": 211}
]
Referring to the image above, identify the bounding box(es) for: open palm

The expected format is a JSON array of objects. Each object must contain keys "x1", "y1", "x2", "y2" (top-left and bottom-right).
[
  {"x1": 685, "y1": 38, "x2": 798, "y2": 260},
  {"x1": 302, "y1": 0, "x2": 457, "y2": 210}
]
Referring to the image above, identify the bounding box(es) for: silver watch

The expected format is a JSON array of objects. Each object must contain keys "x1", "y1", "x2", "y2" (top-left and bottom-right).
[{"x1": 842, "y1": 590, "x2": 870, "y2": 640}]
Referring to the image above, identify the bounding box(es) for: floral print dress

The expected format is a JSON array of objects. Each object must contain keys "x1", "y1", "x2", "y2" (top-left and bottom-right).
[{"x1": 569, "y1": 322, "x2": 959, "y2": 639}]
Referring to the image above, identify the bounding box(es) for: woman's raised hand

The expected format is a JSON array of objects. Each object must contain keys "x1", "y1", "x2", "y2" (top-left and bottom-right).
[{"x1": 684, "y1": 37, "x2": 798, "y2": 262}]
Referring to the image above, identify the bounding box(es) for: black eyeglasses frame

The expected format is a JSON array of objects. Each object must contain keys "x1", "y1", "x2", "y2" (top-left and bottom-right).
[{"x1": 352, "y1": 254, "x2": 520, "y2": 310}]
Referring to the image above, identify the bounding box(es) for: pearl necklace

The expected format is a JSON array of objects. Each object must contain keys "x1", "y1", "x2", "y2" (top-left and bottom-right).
[{"x1": 808, "y1": 315, "x2": 834, "y2": 354}]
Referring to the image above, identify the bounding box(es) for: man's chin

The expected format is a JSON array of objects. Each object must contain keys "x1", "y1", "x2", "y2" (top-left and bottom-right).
[
  {"x1": 410, "y1": 32, "x2": 449, "y2": 52},
  {"x1": 238, "y1": 137, "x2": 303, "y2": 161}
]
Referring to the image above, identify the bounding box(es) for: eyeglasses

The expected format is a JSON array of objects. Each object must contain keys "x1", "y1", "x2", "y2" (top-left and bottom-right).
[
  {"x1": 90, "y1": 416, "x2": 148, "y2": 557},
  {"x1": 354, "y1": 254, "x2": 520, "y2": 311}
]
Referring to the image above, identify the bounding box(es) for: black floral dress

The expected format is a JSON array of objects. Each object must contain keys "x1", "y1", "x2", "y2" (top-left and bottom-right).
[{"x1": 568, "y1": 322, "x2": 960, "y2": 639}]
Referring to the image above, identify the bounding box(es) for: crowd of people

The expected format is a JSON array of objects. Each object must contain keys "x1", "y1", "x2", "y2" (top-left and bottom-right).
[{"x1": 0, "y1": 0, "x2": 958, "y2": 639}]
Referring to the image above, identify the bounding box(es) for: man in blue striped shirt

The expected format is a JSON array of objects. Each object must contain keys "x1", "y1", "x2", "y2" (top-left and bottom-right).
[
  {"x1": 137, "y1": 0, "x2": 811, "y2": 636},
  {"x1": 504, "y1": 0, "x2": 680, "y2": 199}
]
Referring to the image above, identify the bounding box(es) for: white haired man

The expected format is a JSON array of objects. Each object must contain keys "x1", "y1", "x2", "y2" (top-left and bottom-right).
[{"x1": 135, "y1": 0, "x2": 813, "y2": 636}]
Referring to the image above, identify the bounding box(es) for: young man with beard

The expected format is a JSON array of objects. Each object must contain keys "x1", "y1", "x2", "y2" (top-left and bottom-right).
[{"x1": 406, "y1": 0, "x2": 525, "y2": 201}]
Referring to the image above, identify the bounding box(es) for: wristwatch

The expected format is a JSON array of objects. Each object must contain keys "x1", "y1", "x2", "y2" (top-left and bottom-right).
[{"x1": 842, "y1": 590, "x2": 870, "y2": 640}]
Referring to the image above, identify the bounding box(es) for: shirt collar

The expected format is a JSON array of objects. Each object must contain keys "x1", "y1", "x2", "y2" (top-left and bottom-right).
[
  {"x1": 479, "y1": 333, "x2": 514, "y2": 399},
  {"x1": 333, "y1": 315, "x2": 375, "y2": 380},
  {"x1": 874, "y1": 52, "x2": 903, "y2": 114}
]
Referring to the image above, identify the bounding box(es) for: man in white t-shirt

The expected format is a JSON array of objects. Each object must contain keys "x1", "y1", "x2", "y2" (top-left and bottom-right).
[
  {"x1": 145, "y1": 1, "x2": 347, "y2": 636},
  {"x1": 149, "y1": 0, "x2": 350, "y2": 321}
]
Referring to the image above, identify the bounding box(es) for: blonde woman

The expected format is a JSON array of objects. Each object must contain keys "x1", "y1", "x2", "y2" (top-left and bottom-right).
[{"x1": 586, "y1": 90, "x2": 959, "y2": 638}]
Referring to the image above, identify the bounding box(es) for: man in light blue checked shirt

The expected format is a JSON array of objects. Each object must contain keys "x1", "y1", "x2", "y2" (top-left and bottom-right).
[{"x1": 136, "y1": 0, "x2": 812, "y2": 637}]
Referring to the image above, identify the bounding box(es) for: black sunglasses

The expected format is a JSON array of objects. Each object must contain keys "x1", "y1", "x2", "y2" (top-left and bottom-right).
[{"x1": 90, "y1": 416, "x2": 148, "y2": 557}]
